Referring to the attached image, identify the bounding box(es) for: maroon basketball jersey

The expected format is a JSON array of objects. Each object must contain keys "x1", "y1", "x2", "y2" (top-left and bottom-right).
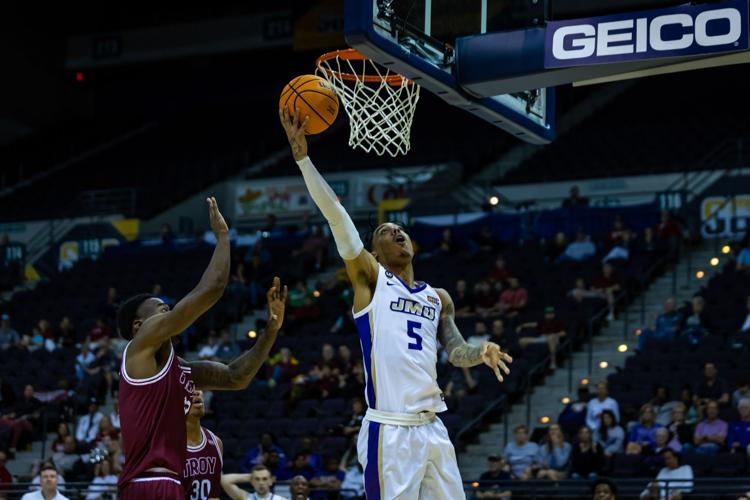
[
  {"x1": 118, "y1": 342, "x2": 195, "y2": 489},
  {"x1": 182, "y1": 427, "x2": 223, "y2": 500}
]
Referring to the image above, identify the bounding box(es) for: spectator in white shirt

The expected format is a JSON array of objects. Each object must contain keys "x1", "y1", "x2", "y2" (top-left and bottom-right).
[
  {"x1": 222, "y1": 465, "x2": 288, "y2": 500},
  {"x1": 85, "y1": 459, "x2": 117, "y2": 500},
  {"x1": 109, "y1": 401, "x2": 120, "y2": 430},
  {"x1": 198, "y1": 332, "x2": 220, "y2": 360},
  {"x1": 75, "y1": 399, "x2": 103, "y2": 446},
  {"x1": 468, "y1": 322, "x2": 490, "y2": 347},
  {"x1": 640, "y1": 449, "x2": 693, "y2": 500},
  {"x1": 587, "y1": 382, "x2": 621, "y2": 432},
  {"x1": 22, "y1": 463, "x2": 69, "y2": 500}
]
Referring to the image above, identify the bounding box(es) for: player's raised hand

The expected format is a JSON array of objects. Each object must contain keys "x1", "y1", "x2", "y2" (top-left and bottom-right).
[
  {"x1": 206, "y1": 197, "x2": 229, "y2": 238},
  {"x1": 266, "y1": 276, "x2": 288, "y2": 334},
  {"x1": 481, "y1": 341, "x2": 512, "y2": 383},
  {"x1": 279, "y1": 106, "x2": 310, "y2": 161}
]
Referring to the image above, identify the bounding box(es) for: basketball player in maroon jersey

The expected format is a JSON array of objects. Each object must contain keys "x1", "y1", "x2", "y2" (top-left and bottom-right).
[
  {"x1": 183, "y1": 390, "x2": 223, "y2": 500},
  {"x1": 116, "y1": 197, "x2": 288, "y2": 499}
]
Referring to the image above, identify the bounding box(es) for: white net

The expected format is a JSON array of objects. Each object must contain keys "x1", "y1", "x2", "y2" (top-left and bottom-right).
[{"x1": 317, "y1": 51, "x2": 420, "y2": 157}]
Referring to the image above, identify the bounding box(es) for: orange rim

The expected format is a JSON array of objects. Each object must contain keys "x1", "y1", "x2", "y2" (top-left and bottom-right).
[{"x1": 316, "y1": 48, "x2": 414, "y2": 86}]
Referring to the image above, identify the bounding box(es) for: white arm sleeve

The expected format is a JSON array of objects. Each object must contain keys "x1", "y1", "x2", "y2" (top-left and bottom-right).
[{"x1": 296, "y1": 156, "x2": 364, "y2": 260}]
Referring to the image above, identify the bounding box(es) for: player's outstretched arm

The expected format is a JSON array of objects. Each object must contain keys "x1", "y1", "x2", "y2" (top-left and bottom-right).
[
  {"x1": 184, "y1": 278, "x2": 287, "y2": 390},
  {"x1": 279, "y1": 108, "x2": 378, "y2": 291},
  {"x1": 221, "y1": 473, "x2": 251, "y2": 500},
  {"x1": 435, "y1": 288, "x2": 512, "y2": 382},
  {"x1": 132, "y1": 197, "x2": 230, "y2": 354}
]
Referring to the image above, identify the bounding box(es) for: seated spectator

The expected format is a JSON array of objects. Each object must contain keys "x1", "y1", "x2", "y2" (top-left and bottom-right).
[
  {"x1": 22, "y1": 462, "x2": 69, "y2": 500},
  {"x1": 679, "y1": 296, "x2": 712, "y2": 347},
  {"x1": 677, "y1": 386, "x2": 698, "y2": 425},
  {"x1": 545, "y1": 232, "x2": 569, "y2": 263},
  {"x1": 267, "y1": 347, "x2": 300, "y2": 385},
  {"x1": 75, "y1": 399, "x2": 103, "y2": 448},
  {"x1": 606, "y1": 217, "x2": 630, "y2": 249},
  {"x1": 627, "y1": 405, "x2": 663, "y2": 454},
  {"x1": 652, "y1": 427, "x2": 680, "y2": 455},
  {"x1": 475, "y1": 456, "x2": 513, "y2": 499},
  {"x1": 468, "y1": 322, "x2": 490, "y2": 347},
  {"x1": 695, "y1": 362, "x2": 730, "y2": 408},
  {"x1": 86, "y1": 318, "x2": 111, "y2": 348},
  {"x1": 85, "y1": 459, "x2": 117, "y2": 500},
  {"x1": 342, "y1": 399, "x2": 365, "y2": 438},
  {"x1": 586, "y1": 382, "x2": 620, "y2": 432},
  {"x1": 294, "y1": 225, "x2": 328, "y2": 273},
  {"x1": 693, "y1": 400, "x2": 728, "y2": 455},
  {"x1": 94, "y1": 416, "x2": 119, "y2": 448},
  {"x1": 0, "y1": 314, "x2": 19, "y2": 350},
  {"x1": 666, "y1": 404, "x2": 694, "y2": 453},
  {"x1": 444, "y1": 367, "x2": 477, "y2": 400},
  {"x1": 498, "y1": 277, "x2": 528, "y2": 317},
  {"x1": 570, "y1": 426, "x2": 602, "y2": 480},
  {"x1": 591, "y1": 478, "x2": 618, "y2": 500},
  {"x1": 339, "y1": 456, "x2": 364, "y2": 500},
  {"x1": 488, "y1": 319, "x2": 518, "y2": 359},
  {"x1": 278, "y1": 452, "x2": 316, "y2": 481},
  {"x1": 56, "y1": 317, "x2": 77, "y2": 348},
  {"x1": 294, "y1": 435, "x2": 322, "y2": 472},
  {"x1": 289, "y1": 280, "x2": 314, "y2": 311},
  {"x1": 488, "y1": 257, "x2": 513, "y2": 285},
  {"x1": 727, "y1": 397, "x2": 750, "y2": 454},
  {"x1": 567, "y1": 278, "x2": 608, "y2": 310},
  {"x1": 640, "y1": 449, "x2": 693, "y2": 500},
  {"x1": 197, "y1": 332, "x2": 220, "y2": 361},
  {"x1": 53, "y1": 436, "x2": 85, "y2": 478},
  {"x1": 517, "y1": 306, "x2": 566, "y2": 370},
  {"x1": 474, "y1": 281, "x2": 501, "y2": 317},
  {"x1": 216, "y1": 329, "x2": 240, "y2": 362},
  {"x1": 591, "y1": 263, "x2": 622, "y2": 321},
  {"x1": 310, "y1": 456, "x2": 344, "y2": 499},
  {"x1": 472, "y1": 225, "x2": 498, "y2": 255},
  {"x1": 221, "y1": 465, "x2": 283, "y2": 500},
  {"x1": 559, "y1": 229, "x2": 596, "y2": 263},
  {"x1": 435, "y1": 228, "x2": 458, "y2": 256},
  {"x1": 535, "y1": 424, "x2": 571, "y2": 480},
  {"x1": 337, "y1": 345, "x2": 354, "y2": 377},
  {"x1": 109, "y1": 402, "x2": 120, "y2": 431},
  {"x1": 637, "y1": 297, "x2": 681, "y2": 350},
  {"x1": 503, "y1": 425, "x2": 539, "y2": 480},
  {"x1": 733, "y1": 378, "x2": 750, "y2": 408},
  {"x1": 239, "y1": 432, "x2": 287, "y2": 473},
  {"x1": 75, "y1": 345, "x2": 97, "y2": 382},
  {"x1": 562, "y1": 186, "x2": 589, "y2": 208},
  {"x1": 654, "y1": 210, "x2": 683, "y2": 255},
  {"x1": 558, "y1": 387, "x2": 591, "y2": 437},
  {"x1": 453, "y1": 279, "x2": 475, "y2": 317},
  {"x1": 99, "y1": 287, "x2": 119, "y2": 326},
  {"x1": 650, "y1": 386, "x2": 679, "y2": 427},
  {"x1": 595, "y1": 410, "x2": 625, "y2": 457},
  {"x1": 0, "y1": 384, "x2": 40, "y2": 454},
  {"x1": 51, "y1": 423, "x2": 71, "y2": 455}
]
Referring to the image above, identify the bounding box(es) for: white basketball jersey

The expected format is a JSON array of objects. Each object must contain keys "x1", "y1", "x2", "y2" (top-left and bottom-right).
[{"x1": 353, "y1": 264, "x2": 448, "y2": 414}]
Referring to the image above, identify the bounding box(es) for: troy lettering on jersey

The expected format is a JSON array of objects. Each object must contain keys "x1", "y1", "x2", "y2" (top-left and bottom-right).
[
  {"x1": 390, "y1": 298, "x2": 436, "y2": 321},
  {"x1": 183, "y1": 456, "x2": 217, "y2": 478}
]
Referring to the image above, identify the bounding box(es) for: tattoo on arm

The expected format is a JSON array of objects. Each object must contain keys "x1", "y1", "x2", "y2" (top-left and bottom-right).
[{"x1": 437, "y1": 289, "x2": 483, "y2": 368}]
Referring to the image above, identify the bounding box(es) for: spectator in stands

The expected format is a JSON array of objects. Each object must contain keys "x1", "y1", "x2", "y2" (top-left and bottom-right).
[
  {"x1": 535, "y1": 424, "x2": 571, "y2": 480},
  {"x1": 650, "y1": 385, "x2": 679, "y2": 427},
  {"x1": 627, "y1": 404, "x2": 662, "y2": 454},
  {"x1": 0, "y1": 314, "x2": 19, "y2": 350},
  {"x1": 342, "y1": 399, "x2": 365, "y2": 438},
  {"x1": 695, "y1": 362, "x2": 730, "y2": 408},
  {"x1": 499, "y1": 277, "x2": 528, "y2": 317},
  {"x1": 488, "y1": 257, "x2": 513, "y2": 285},
  {"x1": 677, "y1": 386, "x2": 698, "y2": 425},
  {"x1": 591, "y1": 263, "x2": 621, "y2": 321},
  {"x1": 53, "y1": 435, "x2": 85, "y2": 479},
  {"x1": 295, "y1": 435, "x2": 322, "y2": 472},
  {"x1": 75, "y1": 399, "x2": 103, "y2": 448},
  {"x1": 693, "y1": 400, "x2": 728, "y2": 455},
  {"x1": 240, "y1": 432, "x2": 287, "y2": 473},
  {"x1": 51, "y1": 423, "x2": 71, "y2": 455},
  {"x1": 570, "y1": 426, "x2": 602, "y2": 480},
  {"x1": 94, "y1": 416, "x2": 119, "y2": 448},
  {"x1": 278, "y1": 453, "x2": 316, "y2": 481},
  {"x1": 562, "y1": 186, "x2": 589, "y2": 208},
  {"x1": 337, "y1": 345, "x2": 354, "y2": 377},
  {"x1": 637, "y1": 297, "x2": 681, "y2": 350},
  {"x1": 475, "y1": 456, "x2": 512, "y2": 499},
  {"x1": 86, "y1": 318, "x2": 112, "y2": 348},
  {"x1": 503, "y1": 425, "x2": 539, "y2": 480},
  {"x1": 488, "y1": 319, "x2": 516, "y2": 358},
  {"x1": 595, "y1": 410, "x2": 625, "y2": 457},
  {"x1": 453, "y1": 279, "x2": 475, "y2": 317},
  {"x1": 652, "y1": 428, "x2": 680, "y2": 455},
  {"x1": 728, "y1": 397, "x2": 750, "y2": 455},
  {"x1": 607, "y1": 217, "x2": 630, "y2": 249},
  {"x1": 22, "y1": 462, "x2": 69, "y2": 500},
  {"x1": 558, "y1": 386, "x2": 591, "y2": 437},
  {"x1": 654, "y1": 210, "x2": 683, "y2": 259},
  {"x1": 197, "y1": 331, "x2": 220, "y2": 360},
  {"x1": 310, "y1": 456, "x2": 344, "y2": 499},
  {"x1": 517, "y1": 306, "x2": 566, "y2": 370},
  {"x1": 568, "y1": 278, "x2": 607, "y2": 306},
  {"x1": 75, "y1": 345, "x2": 96, "y2": 381},
  {"x1": 99, "y1": 287, "x2": 119, "y2": 326},
  {"x1": 474, "y1": 281, "x2": 500, "y2": 317},
  {"x1": 559, "y1": 229, "x2": 596, "y2": 263},
  {"x1": 732, "y1": 377, "x2": 750, "y2": 408},
  {"x1": 468, "y1": 322, "x2": 490, "y2": 347},
  {"x1": 586, "y1": 382, "x2": 621, "y2": 432},
  {"x1": 473, "y1": 226, "x2": 498, "y2": 255},
  {"x1": 85, "y1": 459, "x2": 117, "y2": 500},
  {"x1": 545, "y1": 232, "x2": 568, "y2": 263},
  {"x1": 35, "y1": 319, "x2": 56, "y2": 352},
  {"x1": 0, "y1": 384, "x2": 39, "y2": 455},
  {"x1": 640, "y1": 449, "x2": 693, "y2": 500},
  {"x1": 679, "y1": 296, "x2": 711, "y2": 347},
  {"x1": 444, "y1": 366, "x2": 476, "y2": 400},
  {"x1": 56, "y1": 317, "x2": 77, "y2": 348},
  {"x1": 591, "y1": 478, "x2": 618, "y2": 500},
  {"x1": 216, "y1": 329, "x2": 240, "y2": 362},
  {"x1": 221, "y1": 465, "x2": 284, "y2": 500},
  {"x1": 267, "y1": 347, "x2": 300, "y2": 386},
  {"x1": 667, "y1": 404, "x2": 693, "y2": 453},
  {"x1": 109, "y1": 402, "x2": 120, "y2": 430},
  {"x1": 435, "y1": 228, "x2": 458, "y2": 256}
]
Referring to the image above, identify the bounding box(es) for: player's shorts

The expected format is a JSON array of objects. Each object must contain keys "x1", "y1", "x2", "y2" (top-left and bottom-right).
[
  {"x1": 357, "y1": 409, "x2": 465, "y2": 500},
  {"x1": 119, "y1": 472, "x2": 184, "y2": 500}
]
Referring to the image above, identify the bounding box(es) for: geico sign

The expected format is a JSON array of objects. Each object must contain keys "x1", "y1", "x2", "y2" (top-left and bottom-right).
[{"x1": 551, "y1": 8, "x2": 742, "y2": 60}]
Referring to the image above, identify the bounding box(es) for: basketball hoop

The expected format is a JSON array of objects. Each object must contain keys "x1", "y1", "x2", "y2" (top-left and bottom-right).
[{"x1": 316, "y1": 49, "x2": 420, "y2": 157}]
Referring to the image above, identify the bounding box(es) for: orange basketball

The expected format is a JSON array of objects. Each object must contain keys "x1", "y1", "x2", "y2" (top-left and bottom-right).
[{"x1": 279, "y1": 75, "x2": 339, "y2": 135}]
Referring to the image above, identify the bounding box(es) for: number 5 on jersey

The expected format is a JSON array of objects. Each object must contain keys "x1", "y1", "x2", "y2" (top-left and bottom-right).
[{"x1": 407, "y1": 320, "x2": 423, "y2": 351}]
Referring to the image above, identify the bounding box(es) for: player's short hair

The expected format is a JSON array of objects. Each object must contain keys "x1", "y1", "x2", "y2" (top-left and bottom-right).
[
  {"x1": 40, "y1": 462, "x2": 57, "y2": 474},
  {"x1": 251, "y1": 465, "x2": 270, "y2": 475},
  {"x1": 117, "y1": 293, "x2": 155, "y2": 340}
]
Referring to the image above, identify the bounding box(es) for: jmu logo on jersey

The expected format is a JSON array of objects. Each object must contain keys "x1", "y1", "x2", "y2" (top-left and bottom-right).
[
  {"x1": 184, "y1": 456, "x2": 217, "y2": 478},
  {"x1": 390, "y1": 298, "x2": 436, "y2": 321}
]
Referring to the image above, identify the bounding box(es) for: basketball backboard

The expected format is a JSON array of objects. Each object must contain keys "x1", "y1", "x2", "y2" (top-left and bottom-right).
[{"x1": 344, "y1": 0, "x2": 557, "y2": 144}]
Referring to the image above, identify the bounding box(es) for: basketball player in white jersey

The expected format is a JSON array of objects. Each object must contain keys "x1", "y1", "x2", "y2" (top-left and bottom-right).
[{"x1": 280, "y1": 108, "x2": 512, "y2": 499}]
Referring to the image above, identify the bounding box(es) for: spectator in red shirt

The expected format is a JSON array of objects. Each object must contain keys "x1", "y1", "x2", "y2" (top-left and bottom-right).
[
  {"x1": 87, "y1": 318, "x2": 112, "y2": 348},
  {"x1": 499, "y1": 278, "x2": 528, "y2": 317},
  {"x1": 591, "y1": 263, "x2": 622, "y2": 321},
  {"x1": 517, "y1": 307, "x2": 566, "y2": 370},
  {"x1": 488, "y1": 256, "x2": 513, "y2": 285}
]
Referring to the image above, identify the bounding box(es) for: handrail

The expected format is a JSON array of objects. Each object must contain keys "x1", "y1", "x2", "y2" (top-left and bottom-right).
[{"x1": 455, "y1": 394, "x2": 508, "y2": 451}]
